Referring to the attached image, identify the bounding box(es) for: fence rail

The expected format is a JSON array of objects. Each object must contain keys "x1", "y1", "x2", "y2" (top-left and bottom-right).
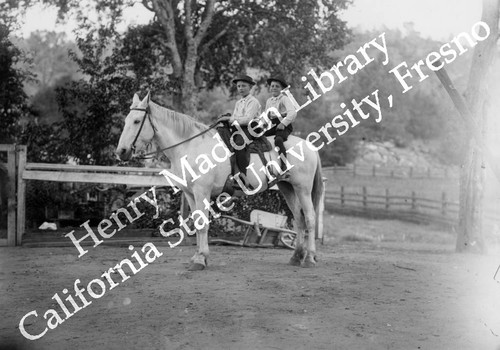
[
  {"x1": 23, "y1": 162, "x2": 169, "y2": 186},
  {"x1": 324, "y1": 164, "x2": 456, "y2": 179},
  {"x1": 324, "y1": 186, "x2": 499, "y2": 226}
]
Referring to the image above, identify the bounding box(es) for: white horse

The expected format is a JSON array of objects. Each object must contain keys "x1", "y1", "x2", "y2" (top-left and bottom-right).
[{"x1": 116, "y1": 93, "x2": 324, "y2": 270}]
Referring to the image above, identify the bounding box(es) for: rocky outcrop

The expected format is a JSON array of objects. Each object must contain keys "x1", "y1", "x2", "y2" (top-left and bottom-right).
[{"x1": 356, "y1": 140, "x2": 449, "y2": 171}]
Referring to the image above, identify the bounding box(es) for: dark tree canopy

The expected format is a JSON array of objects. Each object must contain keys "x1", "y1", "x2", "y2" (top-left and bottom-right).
[
  {"x1": 0, "y1": 24, "x2": 32, "y2": 144},
  {"x1": 7, "y1": 0, "x2": 351, "y2": 113},
  {"x1": 2, "y1": 0, "x2": 353, "y2": 164}
]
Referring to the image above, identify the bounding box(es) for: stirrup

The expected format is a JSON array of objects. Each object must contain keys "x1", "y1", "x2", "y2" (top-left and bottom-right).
[
  {"x1": 267, "y1": 171, "x2": 291, "y2": 188},
  {"x1": 279, "y1": 171, "x2": 291, "y2": 180},
  {"x1": 278, "y1": 158, "x2": 291, "y2": 180},
  {"x1": 230, "y1": 173, "x2": 254, "y2": 192}
]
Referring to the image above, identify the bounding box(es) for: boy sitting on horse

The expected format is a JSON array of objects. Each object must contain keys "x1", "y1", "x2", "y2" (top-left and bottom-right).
[
  {"x1": 264, "y1": 76, "x2": 297, "y2": 173},
  {"x1": 217, "y1": 74, "x2": 262, "y2": 186}
]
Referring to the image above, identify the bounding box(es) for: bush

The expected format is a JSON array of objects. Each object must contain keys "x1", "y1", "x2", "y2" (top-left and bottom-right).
[
  {"x1": 131, "y1": 187, "x2": 182, "y2": 230},
  {"x1": 208, "y1": 189, "x2": 292, "y2": 237},
  {"x1": 25, "y1": 181, "x2": 66, "y2": 228}
]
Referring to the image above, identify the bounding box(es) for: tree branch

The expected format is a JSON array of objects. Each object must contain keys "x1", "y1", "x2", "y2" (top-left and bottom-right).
[
  {"x1": 198, "y1": 26, "x2": 229, "y2": 57},
  {"x1": 184, "y1": 0, "x2": 194, "y2": 43},
  {"x1": 141, "y1": 0, "x2": 153, "y2": 12},
  {"x1": 194, "y1": 0, "x2": 216, "y2": 47},
  {"x1": 151, "y1": 0, "x2": 183, "y2": 77}
]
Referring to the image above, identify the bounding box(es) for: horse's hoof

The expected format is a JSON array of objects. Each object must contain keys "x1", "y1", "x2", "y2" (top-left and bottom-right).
[
  {"x1": 301, "y1": 260, "x2": 316, "y2": 268},
  {"x1": 301, "y1": 254, "x2": 317, "y2": 268},
  {"x1": 188, "y1": 262, "x2": 206, "y2": 271},
  {"x1": 289, "y1": 257, "x2": 302, "y2": 266}
]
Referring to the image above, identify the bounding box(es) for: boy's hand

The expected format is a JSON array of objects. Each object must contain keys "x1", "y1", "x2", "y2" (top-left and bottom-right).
[{"x1": 217, "y1": 113, "x2": 231, "y2": 122}]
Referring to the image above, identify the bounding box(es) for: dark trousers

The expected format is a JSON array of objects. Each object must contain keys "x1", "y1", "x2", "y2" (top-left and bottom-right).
[
  {"x1": 216, "y1": 122, "x2": 255, "y2": 176},
  {"x1": 232, "y1": 126, "x2": 255, "y2": 176},
  {"x1": 234, "y1": 132, "x2": 253, "y2": 175},
  {"x1": 264, "y1": 119, "x2": 293, "y2": 158}
]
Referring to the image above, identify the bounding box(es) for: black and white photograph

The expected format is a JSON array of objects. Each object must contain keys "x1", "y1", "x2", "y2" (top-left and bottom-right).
[{"x1": 1, "y1": 0, "x2": 500, "y2": 349}]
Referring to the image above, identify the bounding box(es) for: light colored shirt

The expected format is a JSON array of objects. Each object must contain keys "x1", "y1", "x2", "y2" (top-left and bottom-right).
[
  {"x1": 231, "y1": 94, "x2": 261, "y2": 126},
  {"x1": 265, "y1": 93, "x2": 297, "y2": 127}
]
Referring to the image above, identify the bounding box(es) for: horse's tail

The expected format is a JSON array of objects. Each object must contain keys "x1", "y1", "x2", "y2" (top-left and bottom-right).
[{"x1": 311, "y1": 153, "x2": 324, "y2": 214}]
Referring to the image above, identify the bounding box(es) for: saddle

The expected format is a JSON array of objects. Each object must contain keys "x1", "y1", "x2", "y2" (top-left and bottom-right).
[
  {"x1": 217, "y1": 125, "x2": 282, "y2": 195},
  {"x1": 217, "y1": 125, "x2": 272, "y2": 168}
]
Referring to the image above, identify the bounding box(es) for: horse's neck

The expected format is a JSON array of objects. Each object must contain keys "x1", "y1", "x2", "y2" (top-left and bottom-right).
[{"x1": 149, "y1": 102, "x2": 213, "y2": 163}]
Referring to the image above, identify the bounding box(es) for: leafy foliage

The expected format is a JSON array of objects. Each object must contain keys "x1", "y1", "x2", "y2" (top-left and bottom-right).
[
  {"x1": 8, "y1": 0, "x2": 351, "y2": 113},
  {"x1": 18, "y1": 31, "x2": 79, "y2": 89},
  {"x1": 41, "y1": 25, "x2": 163, "y2": 164},
  {"x1": 208, "y1": 190, "x2": 294, "y2": 236},
  {"x1": 0, "y1": 24, "x2": 33, "y2": 144},
  {"x1": 334, "y1": 28, "x2": 470, "y2": 163},
  {"x1": 18, "y1": 122, "x2": 67, "y2": 163},
  {"x1": 201, "y1": 0, "x2": 352, "y2": 88},
  {"x1": 129, "y1": 187, "x2": 182, "y2": 230},
  {"x1": 24, "y1": 181, "x2": 61, "y2": 227}
]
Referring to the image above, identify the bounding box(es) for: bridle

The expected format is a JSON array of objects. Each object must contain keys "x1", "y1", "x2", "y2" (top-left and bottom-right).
[
  {"x1": 127, "y1": 102, "x2": 220, "y2": 160},
  {"x1": 130, "y1": 106, "x2": 156, "y2": 153}
]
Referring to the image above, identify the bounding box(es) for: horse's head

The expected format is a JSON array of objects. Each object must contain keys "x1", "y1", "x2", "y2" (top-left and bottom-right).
[{"x1": 116, "y1": 92, "x2": 156, "y2": 161}]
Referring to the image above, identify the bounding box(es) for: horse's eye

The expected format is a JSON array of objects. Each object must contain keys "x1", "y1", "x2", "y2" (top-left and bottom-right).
[{"x1": 134, "y1": 119, "x2": 141, "y2": 124}]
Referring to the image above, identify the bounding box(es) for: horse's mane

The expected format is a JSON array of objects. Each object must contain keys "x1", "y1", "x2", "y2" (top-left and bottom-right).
[{"x1": 149, "y1": 100, "x2": 214, "y2": 138}]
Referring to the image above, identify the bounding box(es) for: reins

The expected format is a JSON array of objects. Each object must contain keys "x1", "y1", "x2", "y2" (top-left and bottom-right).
[{"x1": 129, "y1": 104, "x2": 220, "y2": 160}]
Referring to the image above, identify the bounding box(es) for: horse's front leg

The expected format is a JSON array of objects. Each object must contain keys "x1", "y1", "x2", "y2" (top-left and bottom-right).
[{"x1": 187, "y1": 190, "x2": 212, "y2": 271}]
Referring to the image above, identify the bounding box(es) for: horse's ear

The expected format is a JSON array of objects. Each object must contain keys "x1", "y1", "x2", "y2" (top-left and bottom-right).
[
  {"x1": 133, "y1": 93, "x2": 141, "y2": 104},
  {"x1": 142, "y1": 91, "x2": 150, "y2": 104}
]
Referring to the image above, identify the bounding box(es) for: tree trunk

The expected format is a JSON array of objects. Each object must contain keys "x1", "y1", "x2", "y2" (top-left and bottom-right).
[
  {"x1": 154, "y1": 0, "x2": 215, "y2": 116},
  {"x1": 170, "y1": 60, "x2": 198, "y2": 115},
  {"x1": 180, "y1": 48, "x2": 199, "y2": 115},
  {"x1": 456, "y1": 0, "x2": 499, "y2": 253}
]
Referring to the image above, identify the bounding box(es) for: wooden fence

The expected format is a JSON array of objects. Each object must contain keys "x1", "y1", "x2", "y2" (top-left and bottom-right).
[
  {"x1": 324, "y1": 164, "x2": 456, "y2": 179},
  {"x1": 3, "y1": 145, "x2": 326, "y2": 246},
  {"x1": 1, "y1": 144, "x2": 187, "y2": 246},
  {"x1": 324, "y1": 186, "x2": 500, "y2": 226},
  {"x1": 3, "y1": 144, "x2": 495, "y2": 245}
]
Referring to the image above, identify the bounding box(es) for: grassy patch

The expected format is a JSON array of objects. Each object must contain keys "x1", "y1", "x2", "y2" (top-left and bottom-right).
[{"x1": 322, "y1": 213, "x2": 456, "y2": 245}]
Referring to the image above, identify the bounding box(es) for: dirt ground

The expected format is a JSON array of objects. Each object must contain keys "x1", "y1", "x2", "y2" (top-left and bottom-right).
[{"x1": 1, "y1": 216, "x2": 500, "y2": 350}]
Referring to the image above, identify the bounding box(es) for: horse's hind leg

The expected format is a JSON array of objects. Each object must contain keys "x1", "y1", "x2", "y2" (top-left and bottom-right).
[
  {"x1": 289, "y1": 211, "x2": 307, "y2": 266},
  {"x1": 278, "y1": 183, "x2": 307, "y2": 266},
  {"x1": 295, "y1": 189, "x2": 317, "y2": 268}
]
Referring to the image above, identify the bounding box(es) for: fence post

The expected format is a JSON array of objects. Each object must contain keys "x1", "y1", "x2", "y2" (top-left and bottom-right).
[
  {"x1": 409, "y1": 166, "x2": 413, "y2": 178},
  {"x1": 16, "y1": 145, "x2": 27, "y2": 245},
  {"x1": 390, "y1": 170, "x2": 394, "y2": 178},
  {"x1": 372, "y1": 166, "x2": 376, "y2": 177},
  {"x1": 362, "y1": 186, "x2": 367, "y2": 208},
  {"x1": 427, "y1": 167, "x2": 431, "y2": 178},
  {"x1": 385, "y1": 188, "x2": 390, "y2": 210},
  {"x1": 340, "y1": 186, "x2": 345, "y2": 206},
  {"x1": 444, "y1": 168, "x2": 448, "y2": 179},
  {"x1": 441, "y1": 192, "x2": 447, "y2": 216},
  {"x1": 6, "y1": 146, "x2": 16, "y2": 247},
  {"x1": 411, "y1": 191, "x2": 416, "y2": 210},
  {"x1": 353, "y1": 163, "x2": 356, "y2": 178}
]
